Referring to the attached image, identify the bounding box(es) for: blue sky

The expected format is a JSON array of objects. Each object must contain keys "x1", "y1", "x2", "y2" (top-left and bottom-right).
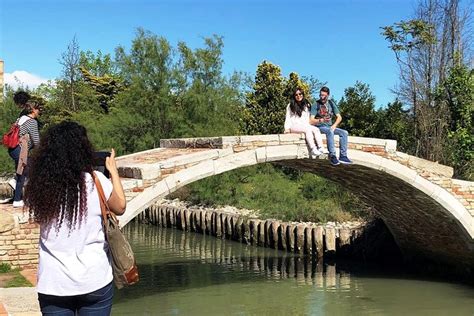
[{"x1": 1, "y1": 0, "x2": 419, "y2": 106}]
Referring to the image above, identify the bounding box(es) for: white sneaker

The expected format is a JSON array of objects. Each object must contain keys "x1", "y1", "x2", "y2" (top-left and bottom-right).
[
  {"x1": 310, "y1": 148, "x2": 323, "y2": 158},
  {"x1": 13, "y1": 200, "x2": 24, "y2": 208},
  {"x1": 320, "y1": 148, "x2": 329, "y2": 154},
  {"x1": 8, "y1": 178, "x2": 16, "y2": 190}
]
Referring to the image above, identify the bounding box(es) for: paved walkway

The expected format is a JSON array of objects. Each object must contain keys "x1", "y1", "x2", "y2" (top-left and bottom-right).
[
  {"x1": 0, "y1": 287, "x2": 39, "y2": 315},
  {"x1": 0, "y1": 268, "x2": 39, "y2": 315}
]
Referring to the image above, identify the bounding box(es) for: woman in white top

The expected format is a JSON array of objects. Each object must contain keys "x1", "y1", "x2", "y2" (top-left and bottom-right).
[
  {"x1": 284, "y1": 88, "x2": 328, "y2": 158},
  {"x1": 24, "y1": 121, "x2": 126, "y2": 315}
]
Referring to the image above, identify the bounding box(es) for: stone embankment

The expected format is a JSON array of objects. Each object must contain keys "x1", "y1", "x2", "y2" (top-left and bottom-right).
[
  {"x1": 0, "y1": 181, "x2": 39, "y2": 270},
  {"x1": 137, "y1": 200, "x2": 367, "y2": 257}
]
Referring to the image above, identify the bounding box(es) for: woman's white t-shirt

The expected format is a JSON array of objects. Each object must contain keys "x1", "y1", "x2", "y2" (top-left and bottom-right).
[
  {"x1": 37, "y1": 171, "x2": 114, "y2": 296},
  {"x1": 284, "y1": 103, "x2": 311, "y2": 131}
]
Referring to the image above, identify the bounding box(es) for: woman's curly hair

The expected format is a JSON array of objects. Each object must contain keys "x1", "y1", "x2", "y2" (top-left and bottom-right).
[{"x1": 25, "y1": 121, "x2": 95, "y2": 231}]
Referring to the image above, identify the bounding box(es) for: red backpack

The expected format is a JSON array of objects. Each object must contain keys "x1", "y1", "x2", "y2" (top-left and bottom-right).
[{"x1": 2, "y1": 121, "x2": 20, "y2": 149}]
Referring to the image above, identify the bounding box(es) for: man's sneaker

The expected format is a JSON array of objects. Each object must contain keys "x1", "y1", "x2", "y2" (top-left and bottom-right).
[
  {"x1": 8, "y1": 178, "x2": 16, "y2": 190},
  {"x1": 310, "y1": 148, "x2": 323, "y2": 159},
  {"x1": 329, "y1": 155, "x2": 340, "y2": 166},
  {"x1": 13, "y1": 200, "x2": 24, "y2": 208},
  {"x1": 339, "y1": 156, "x2": 353, "y2": 164}
]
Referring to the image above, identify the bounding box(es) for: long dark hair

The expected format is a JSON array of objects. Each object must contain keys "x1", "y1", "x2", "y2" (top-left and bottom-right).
[
  {"x1": 25, "y1": 121, "x2": 95, "y2": 231},
  {"x1": 289, "y1": 88, "x2": 310, "y2": 117}
]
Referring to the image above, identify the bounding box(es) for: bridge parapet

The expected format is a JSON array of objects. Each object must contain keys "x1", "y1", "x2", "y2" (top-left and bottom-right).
[
  {"x1": 158, "y1": 134, "x2": 397, "y2": 152},
  {"x1": 118, "y1": 133, "x2": 456, "y2": 182}
]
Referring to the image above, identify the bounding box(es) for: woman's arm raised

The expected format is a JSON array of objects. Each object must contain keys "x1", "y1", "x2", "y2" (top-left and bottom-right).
[{"x1": 105, "y1": 149, "x2": 126, "y2": 215}]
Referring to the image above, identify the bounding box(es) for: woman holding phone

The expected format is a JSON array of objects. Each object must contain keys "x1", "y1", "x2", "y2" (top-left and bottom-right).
[{"x1": 24, "y1": 121, "x2": 126, "y2": 315}]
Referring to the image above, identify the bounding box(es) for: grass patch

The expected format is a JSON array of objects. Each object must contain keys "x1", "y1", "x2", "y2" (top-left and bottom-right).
[
  {"x1": 170, "y1": 164, "x2": 373, "y2": 223},
  {"x1": 5, "y1": 273, "x2": 33, "y2": 288},
  {"x1": 0, "y1": 263, "x2": 33, "y2": 287}
]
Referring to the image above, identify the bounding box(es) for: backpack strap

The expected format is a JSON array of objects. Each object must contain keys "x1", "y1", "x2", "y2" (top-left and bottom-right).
[{"x1": 327, "y1": 99, "x2": 336, "y2": 115}]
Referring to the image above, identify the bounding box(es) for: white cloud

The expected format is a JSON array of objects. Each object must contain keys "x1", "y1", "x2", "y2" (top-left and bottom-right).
[{"x1": 4, "y1": 70, "x2": 50, "y2": 90}]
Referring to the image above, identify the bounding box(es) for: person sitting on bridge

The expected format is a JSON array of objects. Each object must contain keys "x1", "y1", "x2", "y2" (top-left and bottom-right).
[
  {"x1": 310, "y1": 86, "x2": 352, "y2": 166},
  {"x1": 24, "y1": 121, "x2": 126, "y2": 315},
  {"x1": 284, "y1": 87, "x2": 329, "y2": 158}
]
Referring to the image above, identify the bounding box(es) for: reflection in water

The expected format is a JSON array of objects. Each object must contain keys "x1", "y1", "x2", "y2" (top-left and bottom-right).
[{"x1": 113, "y1": 223, "x2": 474, "y2": 315}]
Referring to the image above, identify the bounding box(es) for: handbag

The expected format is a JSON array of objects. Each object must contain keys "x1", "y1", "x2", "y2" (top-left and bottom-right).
[
  {"x1": 2, "y1": 121, "x2": 20, "y2": 148},
  {"x1": 93, "y1": 173, "x2": 139, "y2": 289}
]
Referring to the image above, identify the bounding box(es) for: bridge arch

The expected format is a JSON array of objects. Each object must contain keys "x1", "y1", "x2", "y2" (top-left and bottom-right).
[{"x1": 117, "y1": 134, "x2": 474, "y2": 270}]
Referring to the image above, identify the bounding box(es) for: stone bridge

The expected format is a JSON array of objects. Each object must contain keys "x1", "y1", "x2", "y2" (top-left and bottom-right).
[{"x1": 116, "y1": 134, "x2": 474, "y2": 272}]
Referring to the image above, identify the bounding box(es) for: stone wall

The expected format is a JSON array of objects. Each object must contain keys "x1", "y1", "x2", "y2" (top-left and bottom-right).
[{"x1": 0, "y1": 210, "x2": 39, "y2": 269}]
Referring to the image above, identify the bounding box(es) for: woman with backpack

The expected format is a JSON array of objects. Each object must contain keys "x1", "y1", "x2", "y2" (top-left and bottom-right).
[
  {"x1": 8, "y1": 99, "x2": 41, "y2": 207},
  {"x1": 24, "y1": 121, "x2": 126, "y2": 315},
  {"x1": 284, "y1": 88, "x2": 328, "y2": 158}
]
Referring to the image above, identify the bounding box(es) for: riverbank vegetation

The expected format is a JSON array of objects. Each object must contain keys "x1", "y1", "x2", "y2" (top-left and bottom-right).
[
  {"x1": 1, "y1": 0, "x2": 471, "y2": 222},
  {"x1": 170, "y1": 164, "x2": 371, "y2": 223}
]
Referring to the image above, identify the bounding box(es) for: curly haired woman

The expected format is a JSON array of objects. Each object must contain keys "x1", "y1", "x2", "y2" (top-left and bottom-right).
[
  {"x1": 24, "y1": 121, "x2": 126, "y2": 315},
  {"x1": 284, "y1": 88, "x2": 328, "y2": 158}
]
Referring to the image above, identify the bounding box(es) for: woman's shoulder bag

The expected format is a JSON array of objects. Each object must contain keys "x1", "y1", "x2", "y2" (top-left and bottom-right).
[{"x1": 93, "y1": 172, "x2": 139, "y2": 289}]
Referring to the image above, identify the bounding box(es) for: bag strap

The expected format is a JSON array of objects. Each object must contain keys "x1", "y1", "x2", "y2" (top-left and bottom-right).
[{"x1": 93, "y1": 172, "x2": 110, "y2": 231}]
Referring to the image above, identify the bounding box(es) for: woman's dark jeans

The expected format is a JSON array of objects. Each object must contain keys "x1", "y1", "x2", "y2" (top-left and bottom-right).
[
  {"x1": 38, "y1": 282, "x2": 114, "y2": 316},
  {"x1": 8, "y1": 146, "x2": 26, "y2": 202}
]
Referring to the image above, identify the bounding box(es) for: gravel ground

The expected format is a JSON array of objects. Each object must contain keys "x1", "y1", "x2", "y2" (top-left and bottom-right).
[{"x1": 0, "y1": 287, "x2": 40, "y2": 315}]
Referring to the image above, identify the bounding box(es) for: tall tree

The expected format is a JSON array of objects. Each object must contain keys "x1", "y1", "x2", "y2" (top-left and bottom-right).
[
  {"x1": 381, "y1": 0, "x2": 472, "y2": 162},
  {"x1": 373, "y1": 100, "x2": 416, "y2": 154},
  {"x1": 243, "y1": 61, "x2": 287, "y2": 135},
  {"x1": 284, "y1": 72, "x2": 312, "y2": 101},
  {"x1": 79, "y1": 50, "x2": 116, "y2": 77},
  {"x1": 114, "y1": 28, "x2": 178, "y2": 150},
  {"x1": 176, "y1": 35, "x2": 242, "y2": 137},
  {"x1": 338, "y1": 81, "x2": 378, "y2": 137},
  {"x1": 439, "y1": 62, "x2": 473, "y2": 179},
  {"x1": 59, "y1": 35, "x2": 81, "y2": 111}
]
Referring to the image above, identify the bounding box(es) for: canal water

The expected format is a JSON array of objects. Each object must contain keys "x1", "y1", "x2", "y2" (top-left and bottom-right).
[{"x1": 113, "y1": 223, "x2": 474, "y2": 315}]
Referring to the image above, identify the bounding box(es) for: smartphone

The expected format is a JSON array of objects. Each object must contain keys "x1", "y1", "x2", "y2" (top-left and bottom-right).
[{"x1": 93, "y1": 151, "x2": 111, "y2": 178}]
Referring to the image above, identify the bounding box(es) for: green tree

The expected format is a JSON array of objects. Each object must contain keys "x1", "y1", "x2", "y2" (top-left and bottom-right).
[
  {"x1": 373, "y1": 100, "x2": 415, "y2": 154},
  {"x1": 284, "y1": 72, "x2": 311, "y2": 101},
  {"x1": 381, "y1": 0, "x2": 472, "y2": 163},
  {"x1": 79, "y1": 67, "x2": 124, "y2": 113},
  {"x1": 79, "y1": 50, "x2": 116, "y2": 76},
  {"x1": 176, "y1": 35, "x2": 242, "y2": 137},
  {"x1": 242, "y1": 61, "x2": 287, "y2": 134},
  {"x1": 338, "y1": 81, "x2": 377, "y2": 137},
  {"x1": 58, "y1": 35, "x2": 82, "y2": 111},
  {"x1": 78, "y1": 50, "x2": 124, "y2": 113},
  {"x1": 439, "y1": 63, "x2": 473, "y2": 179},
  {"x1": 113, "y1": 28, "x2": 179, "y2": 151}
]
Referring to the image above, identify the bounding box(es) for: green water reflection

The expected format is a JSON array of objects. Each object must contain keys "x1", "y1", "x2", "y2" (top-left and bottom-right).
[{"x1": 112, "y1": 223, "x2": 474, "y2": 315}]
